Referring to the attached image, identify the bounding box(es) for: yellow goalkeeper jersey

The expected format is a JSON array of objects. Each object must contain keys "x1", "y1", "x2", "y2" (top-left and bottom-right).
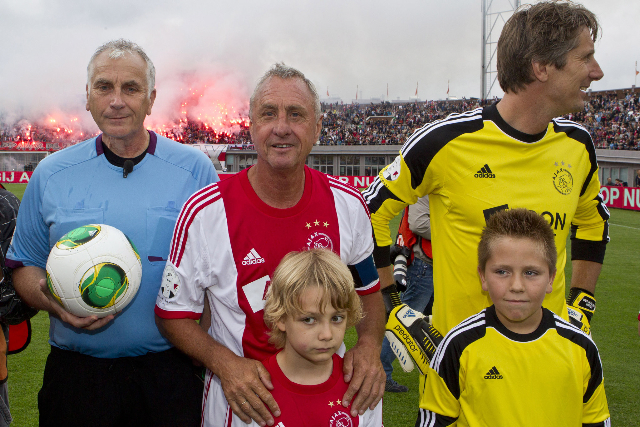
[
  {"x1": 418, "y1": 306, "x2": 610, "y2": 427},
  {"x1": 364, "y1": 104, "x2": 609, "y2": 335}
]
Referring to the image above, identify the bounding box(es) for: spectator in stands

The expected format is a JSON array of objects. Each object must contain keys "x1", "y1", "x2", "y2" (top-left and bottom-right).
[{"x1": 635, "y1": 170, "x2": 640, "y2": 187}]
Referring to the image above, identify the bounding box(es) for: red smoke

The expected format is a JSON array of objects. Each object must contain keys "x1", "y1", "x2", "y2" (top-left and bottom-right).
[{"x1": 1, "y1": 71, "x2": 252, "y2": 146}]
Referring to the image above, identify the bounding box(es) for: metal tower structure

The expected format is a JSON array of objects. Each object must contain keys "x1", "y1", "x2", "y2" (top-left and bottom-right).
[{"x1": 481, "y1": 0, "x2": 520, "y2": 100}]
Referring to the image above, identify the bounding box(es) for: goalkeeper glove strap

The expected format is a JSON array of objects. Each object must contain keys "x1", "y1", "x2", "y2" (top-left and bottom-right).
[{"x1": 567, "y1": 287, "x2": 596, "y2": 322}]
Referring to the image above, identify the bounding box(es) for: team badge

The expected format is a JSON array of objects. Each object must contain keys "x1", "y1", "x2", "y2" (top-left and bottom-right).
[
  {"x1": 553, "y1": 166, "x2": 573, "y2": 195},
  {"x1": 382, "y1": 156, "x2": 402, "y2": 181},
  {"x1": 330, "y1": 411, "x2": 353, "y2": 427},
  {"x1": 161, "y1": 265, "x2": 181, "y2": 299},
  {"x1": 306, "y1": 232, "x2": 333, "y2": 250}
]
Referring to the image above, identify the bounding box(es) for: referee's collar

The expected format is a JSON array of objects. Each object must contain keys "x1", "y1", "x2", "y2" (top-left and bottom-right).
[{"x1": 95, "y1": 130, "x2": 157, "y2": 158}]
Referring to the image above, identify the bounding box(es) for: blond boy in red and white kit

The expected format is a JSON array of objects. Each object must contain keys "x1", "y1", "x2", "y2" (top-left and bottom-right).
[{"x1": 254, "y1": 249, "x2": 382, "y2": 427}]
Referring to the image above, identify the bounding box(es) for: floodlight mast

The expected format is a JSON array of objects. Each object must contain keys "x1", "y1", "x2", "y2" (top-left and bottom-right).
[{"x1": 481, "y1": 0, "x2": 520, "y2": 101}]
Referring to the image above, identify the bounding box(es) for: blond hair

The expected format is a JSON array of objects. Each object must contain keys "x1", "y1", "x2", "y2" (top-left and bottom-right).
[{"x1": 263, "y1": 249, "x2": 363, "y2": 349}]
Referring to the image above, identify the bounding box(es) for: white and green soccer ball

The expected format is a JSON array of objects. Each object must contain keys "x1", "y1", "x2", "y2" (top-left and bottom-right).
[{"x1": 46, "y1": 224, "x2": 142, "y2": 318}]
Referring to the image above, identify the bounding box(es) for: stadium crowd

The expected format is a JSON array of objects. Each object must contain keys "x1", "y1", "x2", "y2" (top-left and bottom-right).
[
  {"x1": 0, "y1": 119, "x2": 252, "y2": 146},
  {"x1": 152, "y1": 119, "x2": 252, "y2": 145},
  {"x1": 0, "y1": 122, "x2": 85, "y2": 145},
  {"x1": 1, "y1": 90, "x2": 639, "y2": 150},
  {"x1": 319, "y1": 100, "x2": 481, "y2": 145},
  {"x1": 569, "y1": 89, "x2": 640, "y2": 150},
  {"x1": 321, "y1": 90, "x2": 640, "y2": 150}
]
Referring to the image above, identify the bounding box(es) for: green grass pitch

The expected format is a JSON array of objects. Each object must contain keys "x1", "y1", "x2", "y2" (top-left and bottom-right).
[{"x1": 6, "y1": 181, "x2": 640, "y2": 426}]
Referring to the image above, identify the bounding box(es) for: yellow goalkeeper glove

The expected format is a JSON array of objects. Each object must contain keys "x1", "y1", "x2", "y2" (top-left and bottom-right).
[
  {"x1": 567, "y1": 288, "x2": 596, "y2": 335},
  {"x1": 385, "y1": 304, "x2": 443, "y2": 375}
]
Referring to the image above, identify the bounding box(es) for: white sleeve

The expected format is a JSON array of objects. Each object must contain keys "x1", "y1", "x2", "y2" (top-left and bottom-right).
[
  {"x1": 359, "y1": 399, "x2": 384, "y2": 427},
  {"x1": 155, "y1": 209, "x2": 210, "y2": 319},
  {"x1": 331, "y1": 181, "x2": 374, "y2": 266},
  {"x1": 154, "y1": 189, "x2": 239, "y2": 319},
  {"x1": 349, "y1": 191, "x2": 375, "y2": 265},
  {"x1": 330, "y1": 181, "x2": 379, "y2": 294}
]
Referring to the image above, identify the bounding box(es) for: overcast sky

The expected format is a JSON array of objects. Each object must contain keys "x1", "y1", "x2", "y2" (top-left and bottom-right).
[{"x1": 1, "y1": 0, "x2": 637, "y2": 130}]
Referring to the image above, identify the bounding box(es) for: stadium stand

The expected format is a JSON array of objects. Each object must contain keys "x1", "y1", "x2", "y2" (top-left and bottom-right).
[
  {"x1": 570, "y1": 89, "x2": 640, "y2": 150},
  {"x1": 1, "y1": 89, "x2": 638, "y2": 150}
]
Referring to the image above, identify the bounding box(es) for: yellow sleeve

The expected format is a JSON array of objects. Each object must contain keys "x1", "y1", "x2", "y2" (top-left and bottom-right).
[
  {"x1": 419, "y1": 366, "x2": 461, "y2": 425},
  {"x1": 367, "y1": 154, "x2": 417, "y2": 248},
  {"x1": 364, "y1": 147, "x2": 440, "y2": 252},
  {"x1": 582, "y1": 349, "x2": 610, "y2": 426},
  {"x1": 364, "y1": 109, "x2": 482, "y2": 266},
  {"x1": 571, "y1": 163, "x2": 609, "y2": 263}
]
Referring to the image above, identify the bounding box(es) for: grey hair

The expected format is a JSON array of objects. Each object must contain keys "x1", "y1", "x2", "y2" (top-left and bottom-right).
[
  {"x1": 87, "y1": 39, "x2": 156, "y2": 95},
  {"x1": 249, "y1": 62, "x2": 321, "y2": 120}
]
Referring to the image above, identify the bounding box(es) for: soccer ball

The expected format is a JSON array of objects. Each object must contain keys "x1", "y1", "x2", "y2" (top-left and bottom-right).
[{"x1": 46, "y1": 224, "x2": 142, "y2": 318}]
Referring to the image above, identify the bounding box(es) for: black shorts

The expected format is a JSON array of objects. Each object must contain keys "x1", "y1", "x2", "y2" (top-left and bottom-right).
[{"x1": 39, "y1": 346, "x2": 203, "y2": 427}]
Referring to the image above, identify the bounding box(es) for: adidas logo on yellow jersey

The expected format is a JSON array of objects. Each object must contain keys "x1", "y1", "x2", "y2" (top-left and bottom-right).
[
  {"x1": 484, "y1": 366, "x2": 503, "y2": 379},
  {"x1": 475, "y1": 164, "x2": 495, "y2": 178}
]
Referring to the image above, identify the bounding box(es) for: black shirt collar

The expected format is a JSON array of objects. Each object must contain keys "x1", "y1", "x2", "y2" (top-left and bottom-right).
[
  {"x1": 485, "y1": 304, "x2": 555, "y2": 342},
  {"x1": 95, "y1": 131, "x2": 157, "y2": 167},
  {"x1": 484, "y1": 102, "x2": 549, "y2": 143}
]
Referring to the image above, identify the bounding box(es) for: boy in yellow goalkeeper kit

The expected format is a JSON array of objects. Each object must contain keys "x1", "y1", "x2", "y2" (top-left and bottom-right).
[{"x1": 419, "y1": 209, "x2": 610, "y2": 427}]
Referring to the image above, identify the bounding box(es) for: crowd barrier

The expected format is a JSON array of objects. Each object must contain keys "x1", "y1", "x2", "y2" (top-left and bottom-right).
[
  {"x1": 4, "y1": 172, "x2": 639, "y2": 212},
  {"x1": 0, "y1": 171, "x2": 33, "y2": 184},
  {"x1": 219, "y1": 173, "x2": 379, "y2": 188},
  {"x1": 600, "y1": 185, "x2": 640, "y2": 212}
]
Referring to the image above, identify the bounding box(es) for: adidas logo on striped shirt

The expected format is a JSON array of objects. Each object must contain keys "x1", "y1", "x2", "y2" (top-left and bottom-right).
[
  {"x1": 242, "y1": 248, "x2": 265, "y2": 265},
  {"x1": 475, "y1": 164, "x2": 495, "y2": 178},
  {"x1": 484, "y1": 366, "x2": 503, "y2": 379}
]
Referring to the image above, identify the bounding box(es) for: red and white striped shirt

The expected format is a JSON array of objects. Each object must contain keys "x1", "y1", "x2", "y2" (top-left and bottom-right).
[{"x1": 155, "y1": 166, "x2": 379, "y2": 427}]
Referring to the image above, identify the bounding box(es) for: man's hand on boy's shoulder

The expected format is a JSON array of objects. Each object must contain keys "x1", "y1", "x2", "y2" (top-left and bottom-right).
[
  {"x1": 341, "y1": 339, "x2": 385, "y2": 417},
  {"x1": 217, "y1": 354, "x2": 281, "y2": 426}
]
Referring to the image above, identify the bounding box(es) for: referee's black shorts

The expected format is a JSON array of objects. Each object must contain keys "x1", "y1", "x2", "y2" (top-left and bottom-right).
[{"x1": 39, "y1": 346, "x2": 203, "y2": 427}]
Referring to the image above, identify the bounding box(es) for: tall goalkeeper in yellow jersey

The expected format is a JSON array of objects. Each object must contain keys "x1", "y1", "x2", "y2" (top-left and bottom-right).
[{"x1": 364, "y1": 0, "x2": 609, "y2": 397}]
